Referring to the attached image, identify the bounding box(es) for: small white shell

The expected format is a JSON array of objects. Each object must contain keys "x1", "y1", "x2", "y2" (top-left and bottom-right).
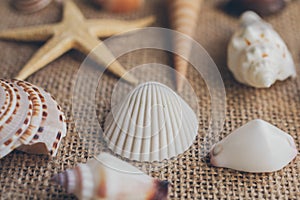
[
  {"x1": 104, "y1": 82, "x2": 198, "y2": 162},
  {"x1": 210, "y1": 119, "x2": 298, "y2": 172},
  {"x1": 227, "y1": 11, "x2": 296, "y2": 88}
]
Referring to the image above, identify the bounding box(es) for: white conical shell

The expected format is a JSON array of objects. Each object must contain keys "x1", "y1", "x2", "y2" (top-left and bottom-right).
[
  {"x1": 104, "y1": 82, "x2": 198, "y2": 162},
  {"x1": 227, "y1": 11, "x2": 296, "y2": 88},
  {"x1": 210, "y1": 119, "x2": 298, "y2": 173},
  {"x1": 52, "y1": 152, "x2": 169, "y2": 200}
]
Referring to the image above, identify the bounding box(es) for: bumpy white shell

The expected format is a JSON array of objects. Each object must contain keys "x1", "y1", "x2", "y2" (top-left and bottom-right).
[
  {"x1": 227, "y1": 11, "x2": 296, "y2": 88},
  {"x1": 104, "y1": 82, "x2": 198, "y2": 162},
  {"x1": 210, "y1": 119, "x2": 298, "y2": 173}
]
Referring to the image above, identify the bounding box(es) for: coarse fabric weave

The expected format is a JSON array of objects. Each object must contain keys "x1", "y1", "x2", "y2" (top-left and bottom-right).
[{"x1": 0, "y1": 0, "x2": 299, "y2": 199}]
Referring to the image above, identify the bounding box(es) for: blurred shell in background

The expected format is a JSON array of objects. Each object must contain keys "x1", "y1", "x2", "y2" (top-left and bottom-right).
[
  {"x1": 226, "y1": 0, "x2": 287, "y2": 16},
  {"x1": 92, "y1": 0, "x2": 144, "y2": 13},
  {"x1": 12, "y1": 0, "x2": 52, "y2": 14}
]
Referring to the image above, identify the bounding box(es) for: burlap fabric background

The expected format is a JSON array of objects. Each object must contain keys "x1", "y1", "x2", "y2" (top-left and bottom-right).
[{"x1": 0, "y1": 0, "x2": 299, "y2": 199}]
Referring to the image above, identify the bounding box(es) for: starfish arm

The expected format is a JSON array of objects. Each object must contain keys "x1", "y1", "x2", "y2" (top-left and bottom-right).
[
  {"x1": 63, "y1": 0, "x2": 85, "y2": 22},
  {"x1": 0, "y1": 25, "x2": 55, "y2": 42},
  {"x1": 15, "y1": 35, "x2": 74, "y2": 80},
  {"x1": 87, "y1": 16, "x2": 156, "y2": 37},
  {"x1": 74, "y1": 35, "x2": 138, "y2": 84}
]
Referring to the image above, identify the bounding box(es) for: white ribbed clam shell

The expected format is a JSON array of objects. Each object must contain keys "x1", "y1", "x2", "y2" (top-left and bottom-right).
[
  {"x1": 210, "y1": 119, "x2": 298, "y2": 172},
  {"x1": 227, "y1": 11, "x2": 296, "y2": 88},
  {"x1": 104, "y1": 82, "x2": 198, "y2": 162}
]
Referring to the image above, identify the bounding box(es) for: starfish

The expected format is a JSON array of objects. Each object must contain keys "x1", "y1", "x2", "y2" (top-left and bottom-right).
[{"x1": 0, "y1": 0, "x2": 155, "y2": 83}]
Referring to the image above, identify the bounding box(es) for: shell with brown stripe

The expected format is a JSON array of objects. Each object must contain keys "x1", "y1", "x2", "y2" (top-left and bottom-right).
[{"x1": 0, "y1": 81, "x2": 33, "y2": 158}]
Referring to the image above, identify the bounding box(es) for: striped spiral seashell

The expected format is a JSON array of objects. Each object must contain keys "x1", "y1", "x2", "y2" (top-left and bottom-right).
[
  {"x1": 169, "y1": 0, "x2": 203, "y2": 91},
  {"x1": 52, "y1": 152, "x2": 169, "y2": 200},
  {"x1": 227, "y1": 11, "x2": 296, "y2": 88},
  {"x1": 0, "y1": 79, "x2": 66, "y2": 158},
  {"x1": 12, "y1": 0, "x2": 52, "y2": 14}
]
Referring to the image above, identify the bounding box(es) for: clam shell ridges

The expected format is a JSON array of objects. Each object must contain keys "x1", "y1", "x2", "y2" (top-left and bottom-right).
[{"x1": 104, "y1": 82, "x2": 198, "y2": 162}]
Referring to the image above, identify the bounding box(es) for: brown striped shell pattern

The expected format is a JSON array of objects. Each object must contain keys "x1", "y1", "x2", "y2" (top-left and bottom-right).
[{"x1": 0, "y1": 79, "x2": 67, "y2": 158}]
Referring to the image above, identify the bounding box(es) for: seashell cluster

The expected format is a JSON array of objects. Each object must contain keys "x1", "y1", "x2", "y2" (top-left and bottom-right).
[
  {"x1": 104, "y1": 82, "x2": 198, "y2": 162},
  {"x1": 52, "y1": 152, "x2": 169, "y2": 200},
  {"x1": 227, "y1": 11, "x2": 296, "y2": 88},
  {"x1": 169, "y1": 0, "x2": 202, "y2": 91},
  {"x1": 12, "y1": 0, "x2": 52, "y2": 14},
  {"x1": 92, "y1": 0, "x2": 144, "y2": 13},
  {"x1": 210, "y1": 119, "x2": 298, "y2": 173},
  {"x1": 0, "y1": 79, "x2": 66, "y2": 159}
]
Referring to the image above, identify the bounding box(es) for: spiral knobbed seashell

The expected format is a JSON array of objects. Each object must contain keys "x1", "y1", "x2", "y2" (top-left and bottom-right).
[
  {"x1": 227, "y1": 11, "x2": 296, "y2": 88},
  {"x1": 52, "y1": 153, "x2": 169, "y2": 200},
  {"x1": 0, "y1": 79, "x2": 66, "y2": 158},
  {"x1": 104, "y1": 82, "x2": 198, "y2": 162},
  {"x1": 12, "y1": 0, "x2": 52, "y2": 14},
  {"x1": 210, "y1": 119, "x2": 298, "y2": 173},
  {"x1": 169, "y1": 0, "x2": 203, "y2": 91},
  {"x1": 92, "y1": 0, "x2": 144, "y2": 13}
]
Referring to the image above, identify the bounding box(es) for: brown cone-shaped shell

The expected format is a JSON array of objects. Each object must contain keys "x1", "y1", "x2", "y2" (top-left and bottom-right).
[
  {"x1": 169, "y1": 0, "x2": 203, "y2": 91},
  {"x1": 12, "y1": 0, "x2": 52, "y2": 14},
  {"x1": 52, "y1": 153, "x2": 169, "y2": 200}
]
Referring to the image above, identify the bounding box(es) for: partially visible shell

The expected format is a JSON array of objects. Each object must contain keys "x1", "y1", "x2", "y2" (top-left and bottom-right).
[
  {"x1": 52, "y1": 152, "x2": 169, "y2": 200},
  {"x1": 0, "y1": 83, "x2": 10, "y2": 119},
  {"x1": 0, "y1": 80, "x2": 32, "y2": 158},
  {"x1": 169, "y1": 0, "x2": 203, "y2": 91},
  {"x1": 210, "y1": 119, "x2": 298, "y2": 172},
  {"x1": 0, "y1": 79, "x2": 67, "y2": 158},
  {"x1": 226, "y1": 0, "x2": 286, "y2": 16},
  {"x1": 104, "y1": 82, "x2": 198, "y2": 162},
  {"x1": 13, "y1": 80, "x2": 43, "y2": 144},
  {"x1": 12, "y1": 0, "x2": 52, "y2": 14},
  {"x1": 17, "y1": 82, "x2": 67, "y2": 156},
  {"x1": 227, "y1": 11, "x2": 296, "y2": 88},
  {"x1": 92, "y1": 0, "x2": 144, "y2": 13}
]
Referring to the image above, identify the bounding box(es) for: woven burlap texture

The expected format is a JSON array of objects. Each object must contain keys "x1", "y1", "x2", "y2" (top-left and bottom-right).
[{"x1": 0, "y1": 0, "x2": 299, "y2": 199}]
